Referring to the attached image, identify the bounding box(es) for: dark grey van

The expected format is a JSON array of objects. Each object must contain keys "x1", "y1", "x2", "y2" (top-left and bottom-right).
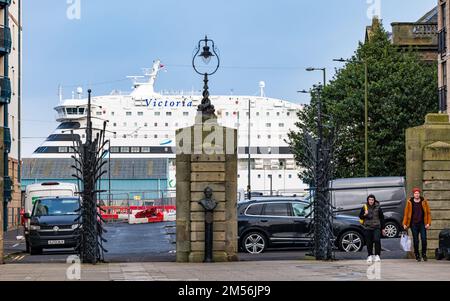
[{"x1": 329, "y1": 177, "x2": 406, "y2": 238}]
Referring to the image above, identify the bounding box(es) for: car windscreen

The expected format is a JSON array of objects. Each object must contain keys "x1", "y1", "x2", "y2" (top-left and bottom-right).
[{"x1": 32, "y1": 199, "x2": 80, "y2": 217}]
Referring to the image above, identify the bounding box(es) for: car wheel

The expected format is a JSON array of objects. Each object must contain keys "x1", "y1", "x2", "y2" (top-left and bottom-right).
[
  {"x1": 242, "y1": 232, "x2": 267, "y2": 254},
  {"x1": 30, "y1": 247, "x2": 43, "y2": 255},
  {"x1": 339, "y1": 231, "x2": 364, "y2": 252},
  {"x1": 383, "y1": 222, "x2": 400, "y2": 238}
]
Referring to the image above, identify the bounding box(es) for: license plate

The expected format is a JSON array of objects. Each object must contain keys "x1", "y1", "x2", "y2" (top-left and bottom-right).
[{"x1": 48, "y1": 240, "x2": 65, "y2": 245}]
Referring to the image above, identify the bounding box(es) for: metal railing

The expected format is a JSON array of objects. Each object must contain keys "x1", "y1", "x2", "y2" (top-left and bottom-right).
[
  {"x1": 0, "y1": 25, "x2": 11, "y2": 54},
  {"x1": 439, "y1": 28, "x2": 447, "y2": 56}
]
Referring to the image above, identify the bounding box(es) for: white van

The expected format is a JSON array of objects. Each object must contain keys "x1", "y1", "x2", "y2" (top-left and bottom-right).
[{"x1": 23, "y1": 182, "x2": 78, "y2": 251}]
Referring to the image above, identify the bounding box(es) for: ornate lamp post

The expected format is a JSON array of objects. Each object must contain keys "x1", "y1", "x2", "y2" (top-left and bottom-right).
[{"x1": 192, "y1": 36, "x2": 220, "y2": 117}]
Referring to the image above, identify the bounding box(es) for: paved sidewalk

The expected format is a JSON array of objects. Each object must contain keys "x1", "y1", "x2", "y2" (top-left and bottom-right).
[
  {"x1": 2, "y1": 228, "x2": 26, "y2": 258},
  {"x1": 0, "y1": 259, "x2": 449, "y2": 281}
]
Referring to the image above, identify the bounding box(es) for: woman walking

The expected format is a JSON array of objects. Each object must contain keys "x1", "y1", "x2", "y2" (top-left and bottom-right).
[{"x1": 359, "y1": 195, "x2": 386, "y2": 263}]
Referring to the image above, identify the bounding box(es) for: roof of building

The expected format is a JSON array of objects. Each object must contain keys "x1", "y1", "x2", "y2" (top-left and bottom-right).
[{"x1": 417, "y1": 6, "x2": 438, "y2": 23}]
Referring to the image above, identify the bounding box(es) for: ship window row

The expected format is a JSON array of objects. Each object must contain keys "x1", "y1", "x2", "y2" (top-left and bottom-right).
[
  {"x1": 120, "y1": 111, "x2": 178, "y2": 117},
  {"x1": 64, "y1": 108, "x2": 86, "y2": 115},
  {"x1": 112, "y1": 122, "x2": 171, "y2": 127},
  {"x1": 109, "y1": 110, "x2": 293, "y2": 118},
  {"x1": 113, "y1": 134, "x2": 171, "y2": 139},
  {"x1": 223, "y1": 111, "x2": 291, "y2": 117},
  {"x1": 57, "y1": 122, "x2": 81, "y2": 130},
  {"x1": 109, "y1": 146, "x2": 173, "y2": 154},
  {"x1": 238, "y1": 174, "x2": 294, "y2": 179}
]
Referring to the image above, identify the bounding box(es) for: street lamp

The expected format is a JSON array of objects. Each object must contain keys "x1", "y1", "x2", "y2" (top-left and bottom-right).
[
  {"x1": 306, "y1": 67, "x2": 327, "y2": 87},
  {"x1": 333, "y1": 58, "x2": 369, "y2": 177},
  {"x1": 298, "y1": 85, "x2": 324, "y2": 189},
  {"x1": 192, "y1": 36, "x2": 220, "y2": 117}
]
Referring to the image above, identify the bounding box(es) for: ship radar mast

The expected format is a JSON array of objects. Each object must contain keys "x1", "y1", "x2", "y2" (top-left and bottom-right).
[
  {"x1": 129, "y1": 59, "x2": 163, "y2": 99},
  {"x1": 259, "y1": 81, "x2": 266, "y2": 97}
]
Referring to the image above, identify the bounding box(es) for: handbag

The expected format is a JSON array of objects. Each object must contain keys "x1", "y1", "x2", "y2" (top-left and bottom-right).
[{"x1": 400, "y1": 231, "x2": 412, "y2": 252}]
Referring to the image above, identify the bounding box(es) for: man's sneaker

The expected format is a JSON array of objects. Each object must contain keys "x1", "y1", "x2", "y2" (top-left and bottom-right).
[
  {"x1": 415, "y1": 255, "x2": 422, "y2": 262},
  {"x1": 374, "y1": 255, "x2": 381, "y2": 262},
  {"x1": 367, "y1": 256, "x2": 373, "y2": 264},
  {"x1": 422, "y1": 255, "x2": 428, "y2": 262}
]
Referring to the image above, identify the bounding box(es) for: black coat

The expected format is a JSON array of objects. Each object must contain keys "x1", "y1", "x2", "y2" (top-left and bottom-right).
[{"x1": 359, "y1": 201, "x2": 385, "y2": 230}]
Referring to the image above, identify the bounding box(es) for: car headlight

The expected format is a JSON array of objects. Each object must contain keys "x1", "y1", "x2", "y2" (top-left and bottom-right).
[
  {"x1": 30, "y1": 225, "x2": 40, "y2": 231},
  {"x1": 71, "y1": 224, "x2": 82, "y2": 230}
]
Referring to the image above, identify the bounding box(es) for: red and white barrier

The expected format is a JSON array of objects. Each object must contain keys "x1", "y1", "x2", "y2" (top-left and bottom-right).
[{"x1": 100, "y1": 205, "x2": 176, "y2": 224}]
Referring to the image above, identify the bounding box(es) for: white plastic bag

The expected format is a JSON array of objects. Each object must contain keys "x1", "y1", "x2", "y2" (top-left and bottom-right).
[{"x1": 400, "y1": 232, "x2": 412, "y2": 252}]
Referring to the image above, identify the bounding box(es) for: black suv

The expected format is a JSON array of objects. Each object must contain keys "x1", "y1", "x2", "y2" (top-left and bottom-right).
[
  {"x1": 24, "y1": 197, "x2": 81, "y2": 255},
  {"x1": 238, "y1": 198, "x2": 365, "y2": 254}
]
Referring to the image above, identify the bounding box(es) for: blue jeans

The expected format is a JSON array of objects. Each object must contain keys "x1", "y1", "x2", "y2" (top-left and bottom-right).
[{"x1": 410, "y1": 223, "x2": 427, "y2": 257}]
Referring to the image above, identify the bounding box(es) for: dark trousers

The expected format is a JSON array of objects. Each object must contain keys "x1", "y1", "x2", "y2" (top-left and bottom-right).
[
  {"x1": 365, "y1": 229, "x2": 381, "y2": 256},
  {"x1": 410, "y1": 222, "x2": 427, "y2": 257}
]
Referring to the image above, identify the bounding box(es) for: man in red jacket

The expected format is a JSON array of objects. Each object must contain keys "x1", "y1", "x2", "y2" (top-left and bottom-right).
[{"x1": 402, "y1": 188, "x2": 432, "y2": 262}]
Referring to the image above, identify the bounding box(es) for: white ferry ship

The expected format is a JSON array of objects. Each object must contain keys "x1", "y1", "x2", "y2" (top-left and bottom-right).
[{"x1": 22, "y1": 60, "x2": 307, "y2": 199}]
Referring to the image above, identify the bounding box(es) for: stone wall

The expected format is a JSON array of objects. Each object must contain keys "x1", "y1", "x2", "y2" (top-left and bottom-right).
[{"x1": 406, "y1": 114, "x2": 450, "y2": 256}]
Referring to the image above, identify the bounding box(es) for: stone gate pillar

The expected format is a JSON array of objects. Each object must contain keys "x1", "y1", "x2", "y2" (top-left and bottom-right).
[
  {"x1": 406, "y1": 113, "x2": 450, "y2": 257},
  {"x1": 175, "y1": 115, "x2": 238, "y2": 263}
]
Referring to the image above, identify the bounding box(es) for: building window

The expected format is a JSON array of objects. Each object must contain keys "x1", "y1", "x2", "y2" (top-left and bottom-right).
[
  {"x1": 289, "y1": 175, "x2": 293, "y2": 179},
  {"x1": 120, "y1": 147, "x2": 130, "y2": 153},
  {"x1": 256, "y1": 112, "x2": 260, "y2": 116},
  {"x1": 122, "y1": 135, "x2": 127, "y2": 139},
  {"x1": 111, "y1": 112, "x2": 115, "y2": 116},
  {"x1": 287, "y1": 112, "x2": 291, "y2": 116},
  {"x1": 126, "y1": 112, "x2": 132, "y2": 116},
  {"x1": 138, "y1": 112, "x2": 144, "y2": 116},
  {"x1": 154, "y1": 123, "x2": 158, "y2": 127},
  {"x1": 110, "y1": 147, "x2": 119, "y2": 153},
  {"x1": 166, "y1": 112, "x2": 172, "y2": 116},
  {"x1": 278, "y1": 175, "x2": 282, "y2": 179},
  {"x1": 257, "y1": 135, "x2": 261, "y2": 139},
  {"x1": 279, "y1": 123, "x2": 285, "y2": 127},
  {"x1": 113, "y1": 123, "x2": 117, "y2": 127},
  {"x1": 155, "y1": 112, "x2": 161, "y2": 116},
  {"x1": 144, "y1": 135, "x2": 148, "y2": 139},
  {"x1": 277, "y1": 112, "x2": 280, "y2": 116},
  {"x1": 131, "y1": 147, "x2": 140, "y2": 153},
  {"x1": 165, "y1": 123, "x2": 169, "y2": 127},
  {"x1": 142, "y1": 147, "x2": 151, "y2": 153},
  {"x1": 266, "y1": 123, "x2": 271, "y2": 127},
  {"x1": 96, "y1": 112, "x2": 102, "y2": 116},
  {"x1": 268, "y1": 135, "x2": 272, "y2": 139},
  {"x1": 154, "y1": 135, "x2": 158, "y2": 139},
  {"x1": 266, "y1": 112, "x2": 270, "y2": 116},
  {"x1": 258, "y1": 175, "x2": 261, "y2": 179},
  {"x1": 183, "y1": 112, "x2": 189, "y2": 116},
  {"x1": 144, "y1": 123, "x2": 148, "y2": 127}
]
